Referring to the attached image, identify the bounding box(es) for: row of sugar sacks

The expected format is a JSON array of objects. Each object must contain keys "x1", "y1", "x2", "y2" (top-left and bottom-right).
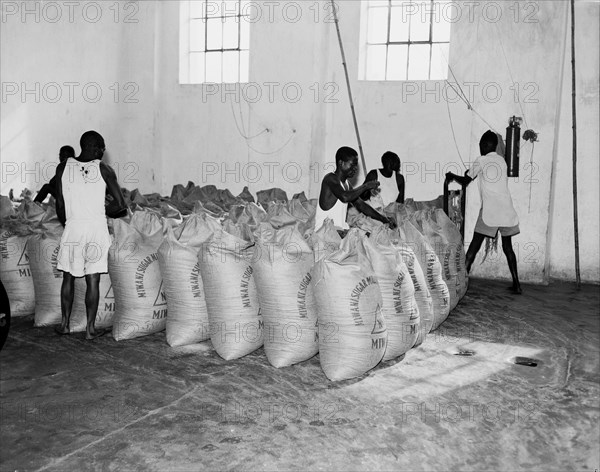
[
  {"x1": 164, "y1": 197, "x2": 318, "y2": 364},
  {"x1": 0, "y1": 199, "x2": 124, "y2": 331},
  {"x1": 102, "y1": 185, "x2": 311, "y2": 346},
  {"x1": 1, "y1": 191, "x2": 465, "y2": 383},
  {"x1": 390, "y1": 204, "x2": 469, "y2": 310},
  {"x1": 313, "y1": 206, "x2": 469, "y2": 381},
  {"x1": 110, "y1": 196, "x2": 318, "y2": 363},
  {"x1": 0, "y1": 186, "x2": 311, "y2": 335},
  {"x1": 312, "y1": 222, "x2": 436, "y2": 381}
]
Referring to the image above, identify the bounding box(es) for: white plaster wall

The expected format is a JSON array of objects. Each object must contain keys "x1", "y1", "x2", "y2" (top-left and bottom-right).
[
  {"x1": 548, "y1": 0, "x2": 600, "y2": 283},
  {"x1": 0, "y1": 0, "x2": 159, "y2": 194},
  {"x1": 153, "y1": 1, "x2": 330, "y2": 199},
  {"x1": 1, "y1": 0, "x2": 597, "y2": 283}
]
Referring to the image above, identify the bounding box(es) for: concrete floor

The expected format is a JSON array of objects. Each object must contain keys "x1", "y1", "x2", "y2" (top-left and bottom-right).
[{"x1": 1, "y1": 279, "x2": 599, "y2": 472}]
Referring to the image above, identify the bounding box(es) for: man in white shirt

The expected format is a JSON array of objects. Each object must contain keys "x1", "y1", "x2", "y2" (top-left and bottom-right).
[
  {"x1": 315, "y1": 146, "x2": 395, "y2": 236},
  {"x1": 55, "y1": 131, "x2": 128, "y2": 339},
  {"x1": 446, "y1": 130, "x2": 522, "y2": 294}
]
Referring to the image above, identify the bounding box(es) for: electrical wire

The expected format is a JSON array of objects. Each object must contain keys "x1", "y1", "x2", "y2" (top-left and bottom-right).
[
  {"x1": 493, "y1": 21, "x2": 529, "y2": 130},
  {"x1": 528, "y1": 141, "x2": 535, "y2": 213},
  {"x1": 444, "y1": 91, "x2": 468, "y2": 171},
  {"x1": 229, "y1": 97, "x2": 295, "y2": 155}
]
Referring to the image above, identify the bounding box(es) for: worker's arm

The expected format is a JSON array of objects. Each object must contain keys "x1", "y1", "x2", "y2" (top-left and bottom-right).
[
  {"x1": 34, "y1": 184, "x2": 52, "y2": 203},
  {"x1": 100, "y1": 162, "x2": 128, "y2": 219},
  {"x1": 353, "y1": 198, "x2": 396, "y2": 229},
  {"x1": 446, "y1": 171, "x2": 473, "y2": 187},
  {"x1": 54, "y1": 162, "x2": 67, "y2": 226},
  {"x1": 396, "y1": 173, "x2": 405, "y2": 204},
  {"x1": 34, "y1": 175, "x2": 59, "y2": 203},
  {"x1": 360, "y1": 170, "x2": 378, "y2": 200},
  {"x1": 324, "y1": 173, "x2": 380, "y2": 204},
  {"x1": 447, "y1": 157, "x2": 482, "y2": 187}
]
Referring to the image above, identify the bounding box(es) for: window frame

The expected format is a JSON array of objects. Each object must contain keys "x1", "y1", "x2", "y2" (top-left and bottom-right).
[
  {"x1": 359, "y1": 0, "x2": 451, "y2": 82},
  {"x1": 179, "y1": 0, "x2": 250, "y2": 85}
]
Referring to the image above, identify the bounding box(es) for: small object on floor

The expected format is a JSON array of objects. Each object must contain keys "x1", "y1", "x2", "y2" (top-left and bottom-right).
[
  {"x1": 85, "y1": 328, "x2": 107, "y2": 340},
  {"x1": 513, "y1": 356, "x2": 539, "y2": 367},
  {"x1": 455, "y1": 348, "x2": 475, "y2": 357}
]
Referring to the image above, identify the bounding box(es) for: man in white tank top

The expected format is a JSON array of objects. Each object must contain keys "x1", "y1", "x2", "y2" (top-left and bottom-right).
[
  {"x1": 54, "y1": 131, "x2": 127, "y2": 339},
  {"x1": 361, "y1": 151, "x2": 405, "y2": 211},
  {"x1": 314, "y1": 146, "x2": 396, "y2": 236}
]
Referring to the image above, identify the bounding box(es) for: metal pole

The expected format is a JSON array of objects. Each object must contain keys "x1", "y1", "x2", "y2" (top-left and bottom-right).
[{"x1": 331, "y1": 0, "x2": 367, "y2": 175}]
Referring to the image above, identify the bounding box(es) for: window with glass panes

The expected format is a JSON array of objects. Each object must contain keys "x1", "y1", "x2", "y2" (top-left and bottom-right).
[
  {"x1": 359, "y1": 0, "x2": 452, "y2": 81},
  {"x1": 180, "y1": 0, "x2": 250, "y2": 84}
]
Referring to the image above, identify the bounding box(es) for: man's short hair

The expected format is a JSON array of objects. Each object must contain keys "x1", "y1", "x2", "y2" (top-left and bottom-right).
[
  {"x1": 80, "y1": 130, "x2": 104, "y2": 149},
  {"x1": 336, "y1": 146, "x2": 358, "y2": 163},
  {"x1": 480, "y1": 130, "x2": 498, "y2": 151},
  {"x1": 60, "y1": 145, "x2": 75, "y2": 158},
  {"x1": 381, "y1": 151, "x2": 400, "y2": 167}
]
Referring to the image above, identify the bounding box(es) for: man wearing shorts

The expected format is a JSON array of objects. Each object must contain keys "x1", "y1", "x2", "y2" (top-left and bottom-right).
[
  {"x1": 446, "y1": 130, "x2": 522, "y2": 294},
  {"x1": 54, "y1": 131, "x2": 127, "y2": 339}
]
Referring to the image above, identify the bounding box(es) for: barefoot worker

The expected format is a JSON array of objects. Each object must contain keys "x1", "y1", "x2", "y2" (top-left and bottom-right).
[
  {"x1": 446, "y1": 130, "x2": 522, "y2": 294},
  {"x1": 54, "y1": 131, "x2": 127, "y2": 339}
]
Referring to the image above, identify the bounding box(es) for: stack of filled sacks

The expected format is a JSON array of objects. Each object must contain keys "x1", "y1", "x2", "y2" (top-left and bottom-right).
[
  {"x1": 27, "y1": 205, "x2": 69, "y2": 327},
  {"x1": 364, "y1": 227, "x2": 421, "y2": 360},
  {"x1": 199, "y1": 214, "x2": 264, "y2": 360},
  {"x1": 256, "y1": 188, "x2": 288, "y2": 209},
  {"x1": 390, "y1": 203, "x2": 468, "y2": 307},
  {"x1": 158, "y1": 209, "x2": 221, "y2": 347},
  {"x1": 0, "y1": 195, "x2": 16, "y2": 219},
  {"x1": 409, "y1": 209, "x2": 468, "y2": 308},
  {"x1": 108, "y1": 210, "x2": 168, "y2": 341},
  {"x1": 0, "y1": 200, "x2": 46, "y2": 317},
  {"x1": 265, "y1": 192, "x2": 316, "y2": 236},
  {"x1": 226, "y1": 201, "x2": 268, "y2": 236},
  {"x1": 386, "y1": 230, "x2": 434, "y2": 346},
  {"x1": 312, "y1": 225, "x2": 388, "y2": 381},
  {"x1": 168, "y1": 183, "x2": 254, "y2": 216},
  {"x1": 252, "y1": 222, "x2": 318, "y2": 368},
  {"x1": 249, "y1": 194, "x2": 318, "y2": 368},
  {"x1": 433, "y1": 209, "x2": 468, "y2": 300},
  {"x1": 397, "y1": 217, "x2": 450, "y2": 331}
]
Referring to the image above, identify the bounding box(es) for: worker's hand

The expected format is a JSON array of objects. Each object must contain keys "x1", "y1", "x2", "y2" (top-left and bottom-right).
[
  {"x1": 365, "y1": 180, "x2": 380, "y2": 190},
  {"x1": 386, "y1": 217, "x2": 397, "y2": 230}
]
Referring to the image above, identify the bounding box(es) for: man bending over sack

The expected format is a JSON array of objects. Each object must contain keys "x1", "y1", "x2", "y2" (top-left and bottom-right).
[
  {"x1": 361, "y1": 151, "x2": 405, "y2": 209},
  {"x1": 34, "y1": 146, "x2": 75, "y2": 203},
  {"x1": 446, "y1": 130, "x2": 522, "y2": 294},
  {"x1": 54, "y1": 131, "x2": 128, "y2": 339},
  {"x1": 315, "y1": 146, "x2": 396, "y2": 237}
]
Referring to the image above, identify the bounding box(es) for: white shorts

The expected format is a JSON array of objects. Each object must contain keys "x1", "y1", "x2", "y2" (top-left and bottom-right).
[{"x1": 57, "y1": 219, "x2": 112, "y2": 277}]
